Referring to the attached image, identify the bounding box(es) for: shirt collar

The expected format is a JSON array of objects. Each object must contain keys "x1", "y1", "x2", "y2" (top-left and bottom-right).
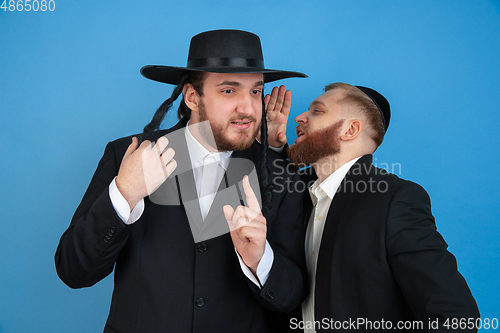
[
  {"x1": 185, "y1": 120, "x2": 232, "y2": 170},
  {"x1": 309, "y1": 156, "x2": 362, "y2": 201}
]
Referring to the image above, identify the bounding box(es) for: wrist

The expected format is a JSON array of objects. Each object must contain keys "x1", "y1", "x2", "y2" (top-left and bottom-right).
[{"x1": 115, "y1": 177, "x2": 142, "y2": 211}]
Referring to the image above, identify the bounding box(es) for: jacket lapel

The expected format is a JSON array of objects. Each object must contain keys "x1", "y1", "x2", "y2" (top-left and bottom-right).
[
  {"x1": 314, "y1": 155, "x2": 374, "y2": 317},
  {"x1": 301, "y1": 166, "x2": 317, "y2": 229},
  {"x1": 149, "y1": 120, "x2": 205, "y2": 241}
]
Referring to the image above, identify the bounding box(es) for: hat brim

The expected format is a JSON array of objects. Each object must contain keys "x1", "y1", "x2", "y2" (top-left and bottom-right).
[{"x1": 140, "y1": 65, "x2": 307, "y2": 85}]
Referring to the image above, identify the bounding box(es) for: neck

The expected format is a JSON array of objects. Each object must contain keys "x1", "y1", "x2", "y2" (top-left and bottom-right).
[
  {"x1": 312, "y1": 154, "x2": 347, "y2": 183},
  {"x1": 313, "y1": 140, "x2": 375, "y2": 182}
]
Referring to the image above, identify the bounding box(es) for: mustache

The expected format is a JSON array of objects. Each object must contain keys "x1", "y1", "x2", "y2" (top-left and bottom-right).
[{"x1": 295, "y1": 124, "x2": 306, "y2": 132}]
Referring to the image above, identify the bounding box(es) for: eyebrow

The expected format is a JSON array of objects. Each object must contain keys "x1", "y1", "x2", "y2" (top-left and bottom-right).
[
  {"x1": 309, "y1": 100, "x2": 326, "y2": 109},
  {"x1": 217, "y1": 80, "x2": 265, "y2": 88}
]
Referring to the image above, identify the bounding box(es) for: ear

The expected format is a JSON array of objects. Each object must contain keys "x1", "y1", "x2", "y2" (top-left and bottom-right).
[
  {"x1": 183, "y1": 83, "x2": 199, "y2": 113},
  {"x1": 340, "y1": 119, "x2": 362, "y2": 141}
]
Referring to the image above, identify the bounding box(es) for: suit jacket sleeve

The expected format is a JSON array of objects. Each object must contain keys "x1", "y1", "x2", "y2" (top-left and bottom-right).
[
  {"x1": 55, "y1": 139, "x2": 133, "y2": 288},
  {"x1": 386, "y1": 181, "x2": 480, "y2": 332}
]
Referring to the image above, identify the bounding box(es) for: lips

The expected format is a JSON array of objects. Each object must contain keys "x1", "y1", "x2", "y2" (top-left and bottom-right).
[
  {"x1": 295, "y1": 127, "x2": 306, "y2": 143},
  {"x1": 231, "y1": 119, "x2": 252, "y2": 130},
  {"x1": 232, "y1": 120, "x2": 251, "y2": 125}
]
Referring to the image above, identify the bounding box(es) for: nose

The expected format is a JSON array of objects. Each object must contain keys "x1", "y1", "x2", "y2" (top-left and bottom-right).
[
  {"x1": 236, "y1": 92, "x2": 259, "y2": 117},
  {"x1": 295, "y1": 111, "x2": 308, "y2": 124}
]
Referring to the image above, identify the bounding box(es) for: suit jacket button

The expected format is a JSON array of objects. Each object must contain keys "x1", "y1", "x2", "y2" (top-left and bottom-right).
[
  {"x1": 265, "y1": 290, "x2": 274, "y2": 300},
  {"x1": 197, "y1": 243, "x2": 207, "y2": 253},
  {"x1": 196, "y1": 297, "x2": 205, "y2": 307}
]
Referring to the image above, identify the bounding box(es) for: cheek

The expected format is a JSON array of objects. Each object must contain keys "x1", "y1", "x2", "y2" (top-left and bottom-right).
[
  {"x1": 307, "y1": 119, "x2": 322, "y2": 132},
  {"x1": 254, "y1": 99, "x2": 263, "y2": 116},
  {"x1": 216, "y1": 101, "x2": 238, "y2": 118},
  {"x1": 204, "y1": 101, "x2": 229, "y2": 124},
  {"x1": 310, "y1": 116, "x2": 335, "y2": 131}
]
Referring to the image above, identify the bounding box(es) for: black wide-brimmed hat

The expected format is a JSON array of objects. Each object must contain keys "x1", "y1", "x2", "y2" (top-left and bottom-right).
[{"x1": 141, "y1": 29, "x2": 307, "y2": 84}]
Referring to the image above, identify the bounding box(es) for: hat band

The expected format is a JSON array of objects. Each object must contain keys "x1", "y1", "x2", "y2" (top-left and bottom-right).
[{"x1": 187, "y1": 57, "x2": 264, "y2": 69}]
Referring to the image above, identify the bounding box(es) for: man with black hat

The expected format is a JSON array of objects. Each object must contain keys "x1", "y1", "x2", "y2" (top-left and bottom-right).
[
  {"x1": 285, "y1": 83, "x2": 479, "y2": 332},
  {"x1": 55, "y1": 29, "x2": 308, "y2": 332}
]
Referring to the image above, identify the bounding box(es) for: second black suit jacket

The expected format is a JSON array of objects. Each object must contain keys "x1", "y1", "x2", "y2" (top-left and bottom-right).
[
  {"x1": 300, "y1": 155, "x2": 479, "y2": 332},
  {"x1": 55, "y1": 118, "x2": 308, "y2": 333}
]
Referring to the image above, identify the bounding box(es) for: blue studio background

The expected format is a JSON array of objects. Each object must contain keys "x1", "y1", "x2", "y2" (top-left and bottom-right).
[{"x1": 1, "y1": 1, "x2": 499, "y2": 332}]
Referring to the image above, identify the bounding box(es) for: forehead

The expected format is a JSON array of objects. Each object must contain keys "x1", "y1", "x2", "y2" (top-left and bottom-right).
[
  {"x1": 203, "y1": 72, "x2": 264, "y2": 86},
  {"x1": 310, "y1": 88, "x2": 346, "y2": 109}
]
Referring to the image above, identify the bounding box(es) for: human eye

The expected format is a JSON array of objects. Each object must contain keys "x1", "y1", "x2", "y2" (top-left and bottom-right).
[
  {"x1": 251, "y1": 88, "x2": 263, "y2": 95},
  {"x1": 222, "y1": 88, "x2": 234, "y2": 94}
]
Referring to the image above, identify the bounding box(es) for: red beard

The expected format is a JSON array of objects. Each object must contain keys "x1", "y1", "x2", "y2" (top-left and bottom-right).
[{"x1": 289, "y1": 120, "x2": 344, "y2": 167}]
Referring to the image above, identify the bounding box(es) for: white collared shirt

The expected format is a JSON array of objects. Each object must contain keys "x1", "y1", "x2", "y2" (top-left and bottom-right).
[
  {"x1": 184, "y1": 122, "x2": 231, "y2": 220},
  {"x1": 301, "y1": 157, "x2": 361, "y2": 333}
]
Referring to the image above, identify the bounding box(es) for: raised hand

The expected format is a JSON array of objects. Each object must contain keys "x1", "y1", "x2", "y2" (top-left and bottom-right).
[
  {"x1": 263, "y1": 85, "x2": 291, "y2": 148},
  {"x1": 116, "y1": 136, "x2": 177, "y2": 210},
  {"x1": 223, "y1": 175, "x2": 267, "y2": 276}
]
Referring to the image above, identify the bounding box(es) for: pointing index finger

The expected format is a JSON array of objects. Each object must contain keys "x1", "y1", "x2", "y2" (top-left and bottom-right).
[{"x1": 242, "y1": 175, "x2": 261, "y2": 213}]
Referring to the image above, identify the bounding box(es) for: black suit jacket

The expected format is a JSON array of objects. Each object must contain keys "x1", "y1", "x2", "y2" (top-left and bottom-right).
[
  {"x1": 301, "y1": 155, "x2": 479, "y2": 332},
  {"x1": 55, "y1": 118, "x2": 308, "y2": 333}
]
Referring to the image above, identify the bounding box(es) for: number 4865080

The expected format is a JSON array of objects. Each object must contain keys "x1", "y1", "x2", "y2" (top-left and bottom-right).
[{"x1": 1, "y1": 0, "x2": 55, "y2": 11}]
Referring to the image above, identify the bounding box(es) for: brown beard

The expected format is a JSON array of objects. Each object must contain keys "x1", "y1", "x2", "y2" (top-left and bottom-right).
[
  {"x1": 198, "y1": 99, "x2": 259, "y2": 152},
  {"x1": 289, "y1": 120, "x2": 344, "y2": 167}
]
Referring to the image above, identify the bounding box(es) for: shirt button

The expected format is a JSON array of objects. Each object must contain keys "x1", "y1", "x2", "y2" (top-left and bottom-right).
[
  {"x1": 197, "y1": 243, "x2": 207, "y2": 253},
  {"x1": 318, "y1": 216, "x2": 322, "y2": 220},
  {"x1": 196, "y1": 298, "x2": 205, "y2": 307}
]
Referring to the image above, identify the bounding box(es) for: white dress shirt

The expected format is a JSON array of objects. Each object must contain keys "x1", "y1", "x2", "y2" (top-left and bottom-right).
[
  {"x1": 108, "y1": 122, "x2": 274, "y2": 287},
  {"x1": 301, "y1": 157, "x2": 361, "y2": 333},
  {"x1": 184, "y1": 122, "x2": 231, "y2": 220}
]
